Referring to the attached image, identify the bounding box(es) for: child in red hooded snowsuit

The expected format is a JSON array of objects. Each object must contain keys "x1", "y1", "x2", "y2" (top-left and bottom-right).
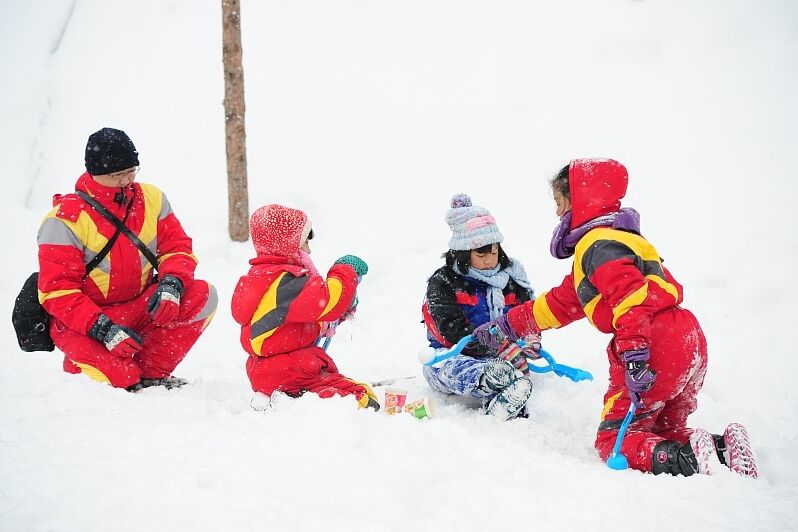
[
  {"x1": 473, "y1": 159, "x2": 757, "y2": 478},
  {"x1": 231, "y1": 204, "x2": 378, "y2": 410}
]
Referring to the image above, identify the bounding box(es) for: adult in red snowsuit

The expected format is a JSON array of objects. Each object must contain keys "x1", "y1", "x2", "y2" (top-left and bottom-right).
[
  {"x1": 472, "y1": 159, "x2": 757, "y2": 478},
  {"x1": 231, "y1": 204, "x2": 378, "y2": 409},
  {"x1": 37, "y1": 128, "x2": 217, "y2": 389}
]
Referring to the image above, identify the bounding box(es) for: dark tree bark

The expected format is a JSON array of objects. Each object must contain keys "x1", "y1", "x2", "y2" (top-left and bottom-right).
[{"x1": 222, "y1": 0, "x2": 249, "y2": 241}]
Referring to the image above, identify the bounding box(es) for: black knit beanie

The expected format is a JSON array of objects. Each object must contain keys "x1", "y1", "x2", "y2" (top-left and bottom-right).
[{"x1": 84, "y1": 127, "x2": 140, "y2": 175}]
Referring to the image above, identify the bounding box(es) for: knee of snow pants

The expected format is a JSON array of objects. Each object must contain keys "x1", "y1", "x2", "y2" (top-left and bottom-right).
[{"x1": 594, "y1": 307, "x2": 709, "y2": 473}]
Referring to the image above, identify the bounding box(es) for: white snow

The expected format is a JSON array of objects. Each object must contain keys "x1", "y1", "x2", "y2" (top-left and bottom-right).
[{"x1": 1, "y1": 1, "x2": 797, "y2": 531}]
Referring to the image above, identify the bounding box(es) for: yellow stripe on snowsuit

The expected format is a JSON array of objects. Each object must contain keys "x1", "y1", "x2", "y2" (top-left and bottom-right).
[
  {"x1": 138, "y1": 184, "x2": 163, "y2": 290},
  {"x1": 158, "y1": 251, "x2": 198, "y2": 265},
  {"x1": 249, "y1": 272, "x2": 309, "y2": 355},
  {"x1": 87, "y1": 267, "x2": 111, "y2": 298},
  {"x1": 601, "y1": 390, "x2": 624, "y2": 421},
  {"x1": 583, "y1": 295, "x2": 601, "y2": 327},
  {"x1": 646, "y1": 274, "x2": 679, "y2": 301},
  {"x1": 573, "y1": 227, "x2": 679, "y2": 327},
  {"x1": 319, "y1": 277, "x2": 344, "y2": 318},
  {"x1": 71, "y1": 362, "x2": 111, "y2": 384},
  {"x1": 38, "y1": 288, "x2": 81, "y2": 305},
  {"x1": 531, "y1": 292, "x2": 562, "y2": 330},
  {"x1": 138, "y1": 183, "x2": 162, "y2": 251},
  {"x1": 611, "y1": 284, "x2": 648, "y2": 328}
]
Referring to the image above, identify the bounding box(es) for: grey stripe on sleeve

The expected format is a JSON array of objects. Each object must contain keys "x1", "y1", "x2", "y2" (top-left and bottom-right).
[{"x1": 37, "y1": 218, "x2": 83, "y2": 249}]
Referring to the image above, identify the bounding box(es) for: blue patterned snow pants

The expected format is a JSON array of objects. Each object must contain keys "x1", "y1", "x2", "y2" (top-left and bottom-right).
[{"x1": 422, "y1": 353, "x2": 493, "y2": 399}]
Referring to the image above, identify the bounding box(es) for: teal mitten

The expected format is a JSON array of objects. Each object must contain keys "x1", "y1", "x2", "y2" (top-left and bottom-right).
[{"x1": 334, "y1": 254, "x2": 368, "y2": 277}]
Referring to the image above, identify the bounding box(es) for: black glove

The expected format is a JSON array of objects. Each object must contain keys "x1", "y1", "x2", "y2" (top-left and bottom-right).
[
  {"x1": 89, "y1": 314, "x2": 144, "y2": 358},
  {"x1": 146, "y1": 275, "x2": 183, "y2": 326}
]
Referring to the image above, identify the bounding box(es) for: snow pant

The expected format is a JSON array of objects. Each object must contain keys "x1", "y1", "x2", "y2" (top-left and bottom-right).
[
  {"x1": 422, "y1": 353, "x2": 493, "y2": 399},
  {"x1": 52, "y1": 280, "x2": 218, "y2": 389},
  {"x1": 246, "y1": 346, "x2": 375, "y2": 407},
  {"x1": 594, "y1": 307, "x2": 708, "y2": 472}
]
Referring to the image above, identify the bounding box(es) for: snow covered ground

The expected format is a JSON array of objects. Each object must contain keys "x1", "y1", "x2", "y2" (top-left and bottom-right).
[{"x1": 1, "y1": 1, "x2": 797, "y2": 530}]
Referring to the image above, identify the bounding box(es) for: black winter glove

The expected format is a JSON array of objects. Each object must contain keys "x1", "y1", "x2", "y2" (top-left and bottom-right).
[
  {"x1": 89, "y1": 314, "x2": 144, "y2": 358},
  {"x1": 147, "y1": 275, "x2": 184, "y2": 326}
]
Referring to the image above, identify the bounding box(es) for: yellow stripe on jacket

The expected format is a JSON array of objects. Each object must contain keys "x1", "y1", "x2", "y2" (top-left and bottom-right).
[
  {"x1": 573, "y1": 227, "x2": 679, "y2": 327},
  {"x1": 249, "y1": 272, "x2": 286, "y2": 354}
]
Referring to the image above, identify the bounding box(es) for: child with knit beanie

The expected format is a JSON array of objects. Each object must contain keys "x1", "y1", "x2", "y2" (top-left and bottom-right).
[
  {"x1": 421, "y1": 194, "x2": 539, "y2": 421},
  {"x1": 231, "y1": 204, "x2": 379, "y2": 410}
]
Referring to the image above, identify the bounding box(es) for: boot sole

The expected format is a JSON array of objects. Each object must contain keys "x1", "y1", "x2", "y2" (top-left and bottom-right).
[
  {"x1": 690, "y1": 429, "x2": 718, "y2": 475},
  {"x1": 724, "y1": 423, "x2": 758, "y2": 479}
]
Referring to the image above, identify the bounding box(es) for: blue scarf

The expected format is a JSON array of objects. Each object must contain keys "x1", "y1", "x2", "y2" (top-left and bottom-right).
[{"x1": 453, "y1": 259, "x2": 533, "y2": 320}]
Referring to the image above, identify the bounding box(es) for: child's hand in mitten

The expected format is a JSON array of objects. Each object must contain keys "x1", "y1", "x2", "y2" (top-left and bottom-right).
[
  {"x1": 319, "y1": 320, "x2": 337, "y2": 337},
  {"x1": 473, "y1": 315, "x2": 518, "y2": 349},
  {"x1": 340, "y1": 307, "x2": 357, "y2": 322},
  {"x1": 334, "y1": 255, "x2": 368, "y2": 280},
  {"x1": 339, "y1": 294, "x2": 359, "y2": 322},
  {"x1": 520, "y1": 332, "x2": 542, "y2": 359}
]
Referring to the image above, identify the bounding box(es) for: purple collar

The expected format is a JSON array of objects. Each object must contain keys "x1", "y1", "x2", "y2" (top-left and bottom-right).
[{"x1": 550, "y1": 208, "x2": 641, "y2": 259}]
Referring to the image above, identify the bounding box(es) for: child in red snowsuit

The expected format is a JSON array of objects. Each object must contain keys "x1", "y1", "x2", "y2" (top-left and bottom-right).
[
  {"x1": 231, "y1": 204, "x2": 378, "y2": 410},
  {"x1": 473, "y1": 159, "x2": 757, "y2": 478}
]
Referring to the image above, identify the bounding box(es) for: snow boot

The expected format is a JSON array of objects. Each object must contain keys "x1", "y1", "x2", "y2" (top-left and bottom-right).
[
  {"x1": 484, "y1": 376, "x2": 532, "y2": 421},
  {"x1": 713, "y1": 423, "x2": 758, "y2": 479},
  {"x1": 127, "y1": 376, "x2": 188, "y2": 392},
  {"x1": 478, "y1": 360, "x2": 523, "y2": 394},
  {"x1": 651, "y1": 429, "x2": 717, "y2": 476}
]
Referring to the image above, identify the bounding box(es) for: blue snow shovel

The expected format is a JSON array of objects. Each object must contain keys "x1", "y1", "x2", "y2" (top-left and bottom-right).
[{"x1": 607, "y1": 402, "x2": 637, "y2": 470}]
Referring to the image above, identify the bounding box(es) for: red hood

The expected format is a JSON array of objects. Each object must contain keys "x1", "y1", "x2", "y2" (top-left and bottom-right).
[
  {"x1": 250, "y1": 204, "x2": 310, "y2": 257},
  {"x1": 568, "y1": 159, "x2": 628, "y2": 229}
]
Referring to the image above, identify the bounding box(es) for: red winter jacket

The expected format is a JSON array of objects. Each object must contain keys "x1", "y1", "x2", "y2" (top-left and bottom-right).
[
  {"x1": 231, "y1": 255, "x2": 359, "y2": 357},
  {"x1": 508, "y1": 159, "x2": 683, "y2": 353},
  {"x1": 37, "y1": 173, "x2": 197, "y2": 335}
]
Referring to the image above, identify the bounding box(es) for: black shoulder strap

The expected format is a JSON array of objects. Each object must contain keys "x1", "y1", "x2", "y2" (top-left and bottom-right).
[{"x1": 76, "y1": 190, "x2": 159, "y2": 271}]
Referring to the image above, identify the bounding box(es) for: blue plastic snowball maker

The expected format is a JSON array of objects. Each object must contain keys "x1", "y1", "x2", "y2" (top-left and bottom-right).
[
  {"x1": 515, "y1": 341, "x2": 594, "y2": 383},
  {"x1": 422, "y1": 335, "x2": 594, "y2": 386},
  {"x1": 607, "y1": 403, "x2": 637, "y2": 470},
  {"x1": 421, "y1": 334, "x2": 474, "y2": 366}
]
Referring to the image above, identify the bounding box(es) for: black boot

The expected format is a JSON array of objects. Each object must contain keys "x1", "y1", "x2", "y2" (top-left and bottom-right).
[
  {"x1": 651, "y1": 440, "x2": 699, "y2": 476},
  {"x1": 365, "y1": 396, "x2": 381, "y2": 412},
  {"x1": 127, "y1": 376, "x2": 188, "y2": 392},
  {"x1": 712, "y1": 434, "x2": 728, "y2": 466}
]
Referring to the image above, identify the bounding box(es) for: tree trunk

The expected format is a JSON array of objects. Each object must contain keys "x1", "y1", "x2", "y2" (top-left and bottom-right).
[{"x1": 222, "y1": 0, "x2": 249, "y2": 241}]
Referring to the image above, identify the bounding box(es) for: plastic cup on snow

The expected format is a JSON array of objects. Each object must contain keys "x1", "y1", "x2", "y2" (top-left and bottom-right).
[
  {"x1": 384, "y1": 388, "x2": 408, "y2": 415},
  {"x1": 404, "y1": 396, "x2": 435, "y2": 420}
]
